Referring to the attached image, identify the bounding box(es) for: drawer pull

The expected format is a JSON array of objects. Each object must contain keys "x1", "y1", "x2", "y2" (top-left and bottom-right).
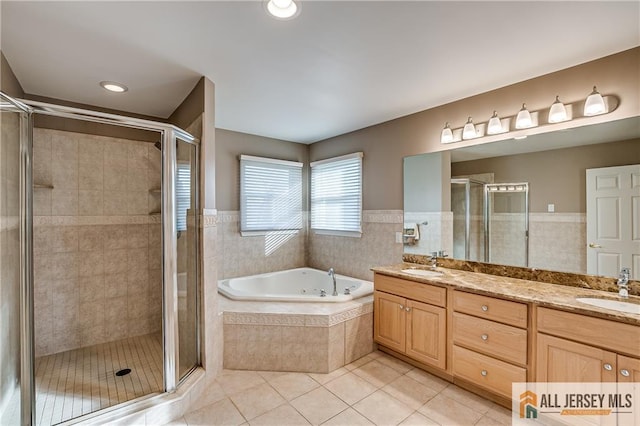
[
  {"x1": 481, "y1": 370, "x2": 488, "y2": 377},
  {"x1": 481, "y1": 305, "x2": 489, "y2": 312},
  {"x1": 603, "y1": 363, "x2": 613, "y2": 371},
  {"x1": 620, "y1": 369, "x2": 630, "y2": 377},
  {"x1": 481, "y1": 334, "x2": 488, "y2": 341}
]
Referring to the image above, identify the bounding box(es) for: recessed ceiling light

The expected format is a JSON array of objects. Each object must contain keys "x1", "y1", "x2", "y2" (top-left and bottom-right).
[
  {"x1": 265, "y1": 0, "x2": 300, "y2": 20},
  {"x1": 100, "y1": 81, "x2": 128, "y2": 93}
]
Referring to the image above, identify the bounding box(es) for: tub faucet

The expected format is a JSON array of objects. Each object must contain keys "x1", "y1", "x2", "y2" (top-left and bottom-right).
[
  {"x1": 618, "y1": 267, "x2": 630, "y2": 298},
  {"x1": 328, "y1": 268, "x2": 338, "y2": 296}
]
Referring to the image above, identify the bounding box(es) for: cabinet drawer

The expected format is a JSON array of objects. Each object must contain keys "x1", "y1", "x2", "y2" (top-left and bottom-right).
[
  {"x1": 453, "y1": 291, "x2": 527, "y2": 327},
  {"x1": 453, "y1": 345, "x2": 526, "y2": 399},
  {"x1": 374, "y1": 273, "x2": 446, "y2": 307},
  {"x1": 453, "y1": 312, "x2": 527, "y2": 365},
  {"x1": 537, "y1": 307, "x2": 640, "y2": 357}
]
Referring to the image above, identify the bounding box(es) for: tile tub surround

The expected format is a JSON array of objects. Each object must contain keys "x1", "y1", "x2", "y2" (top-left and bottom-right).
[
  {"x1": 403, "y1": 254, "x2": 640, "y2": 297},
  {"x1": 217, "y1": 211, "x2": 306, "y2": 280},
  {"x1": 221, "y1": 295, "x2": 374, "y2": 373},
  {"x1": 375, "y1": 263, "x2": 640, "y2": 325},
  {"x1": 309, "y1": 210, "x2": 404, "y2": 281},
  {"x1": 32, "y1": 128, "x2": 163, "y2": 356}
]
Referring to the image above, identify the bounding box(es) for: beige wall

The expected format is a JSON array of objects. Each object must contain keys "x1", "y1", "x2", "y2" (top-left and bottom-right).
[
  {"x1": 0, "y1": 51, "x2": 24, "y2": 98},
  {"x1": 310, "y1": 47, "x2": 640, "y2": 210},
  {"x1": 215, "y1": 128, "x2": 309, "y2": 211},
  {"x1": 452, "y1": 138, "x2": 640, "y2": 213}
]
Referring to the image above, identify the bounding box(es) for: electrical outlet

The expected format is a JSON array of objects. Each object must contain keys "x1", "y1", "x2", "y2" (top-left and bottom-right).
[
  {"x1": 395, "y1": 232, "x2": 403, "y2": 243},
  {"x1": 548, "y1": 203, "x2": 555, "y2": 213}
]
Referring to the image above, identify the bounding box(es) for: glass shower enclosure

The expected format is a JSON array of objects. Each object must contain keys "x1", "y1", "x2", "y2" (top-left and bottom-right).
[{"x1": 0, "y1": 92, "x2": 200, "y2": 425}]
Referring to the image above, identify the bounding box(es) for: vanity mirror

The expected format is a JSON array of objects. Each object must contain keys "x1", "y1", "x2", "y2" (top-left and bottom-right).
[{"x1": 403, "y1": 116, "x2": 640, "y2": 279}]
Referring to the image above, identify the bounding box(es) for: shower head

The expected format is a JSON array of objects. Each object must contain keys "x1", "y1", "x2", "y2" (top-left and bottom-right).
[{"x1": 154, "y1": 141, "x2": 162, "y2": 151}]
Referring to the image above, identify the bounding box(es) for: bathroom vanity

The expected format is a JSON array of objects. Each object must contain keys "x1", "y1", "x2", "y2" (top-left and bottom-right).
[{"x1": 371, "y1": 264, "x2": 640, "y2": 408}]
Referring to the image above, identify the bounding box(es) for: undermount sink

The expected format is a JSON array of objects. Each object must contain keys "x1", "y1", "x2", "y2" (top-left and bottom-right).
[
  {"x1": 575, "y1": 297, "x2": 640, "y2": 314},
  {"x1": 401, "y1": 269, "x2": 444, "y2": 278}
]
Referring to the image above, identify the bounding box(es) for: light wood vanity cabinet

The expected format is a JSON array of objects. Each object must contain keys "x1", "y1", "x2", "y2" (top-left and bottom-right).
[
  {"x1": 374, "y1": 274, "x2": 447, "y2": 369},
  {"x1": 451, "y1": 290, "x2": 528, "y2": 399},
  {"x1": 536, "y1": 307, "x2": 640, "y2": 383}
]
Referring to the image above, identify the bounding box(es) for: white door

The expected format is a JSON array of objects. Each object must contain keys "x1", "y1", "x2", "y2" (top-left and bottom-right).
[{"x1": 586, "y1": 164, "x2": 640, "y2": 278}]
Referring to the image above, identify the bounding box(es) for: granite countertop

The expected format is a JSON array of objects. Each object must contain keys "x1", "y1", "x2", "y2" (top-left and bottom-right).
[{"x1": 372, "y1": 263, "x2": 640, "y2": 326}]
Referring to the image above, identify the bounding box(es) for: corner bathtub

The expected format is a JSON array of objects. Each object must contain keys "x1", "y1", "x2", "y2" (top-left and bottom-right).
[{"x1": 217, "y1": 267, "x2": 373, "y2": 302}]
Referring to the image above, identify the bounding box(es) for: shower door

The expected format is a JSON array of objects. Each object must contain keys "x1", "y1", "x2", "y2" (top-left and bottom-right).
[
  {"x1": 0, "y1": 93, "x2": 33, "y2": 426},
  {"x1": 451, "y1": 178, "x2": 485, "y2": 261},
  {"x1": 484, "y1": 183, "x2": 529, "y2": 267}
]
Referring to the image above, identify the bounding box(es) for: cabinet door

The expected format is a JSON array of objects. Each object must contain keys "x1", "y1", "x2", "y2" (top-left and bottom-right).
[
  {"x1": 374, "y1": 291, "x2": 406, "y2": 353},
  {"x1": 536, "y1": 334, "x2": 617, "y2": 382},
  {"x1": 617, "y1": 355, "x2": 640, "y2": 426},
  {"x1": 406, "y1": 300, "x2": 446, "y2": 369},
  {"x1": 617, "y1": 354, "x2": 640, "y2": 382}
]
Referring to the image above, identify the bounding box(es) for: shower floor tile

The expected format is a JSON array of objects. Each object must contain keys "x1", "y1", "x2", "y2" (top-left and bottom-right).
[{"x1": 34, "y1": 332, "x2": 163, "y2": 426}]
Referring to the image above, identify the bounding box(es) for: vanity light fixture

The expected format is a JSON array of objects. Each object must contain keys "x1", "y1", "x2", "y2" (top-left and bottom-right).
[
  {"x1": 548, "y1": 96, "x2": 568, "y2": 123},
  {"x1": 440, "y1": 122, "x2": 454, "y2": 143},
  {"x1": 462, "y1": 117, "x2": 477, "y2": 139},
  {"x1": 515, "y1": 103, "x2": 533, "y2": 129},
  {"x1": 266, "y1": 0, "x2": 300, "y2": 19},
  {"x1": 486, "y1": 111, "x2": 503, "y2": 135},
  {"x1": 99, "y1": 81, "x2": 128, "y2": 93},
  {"x1": 584, "y1": 86, "x2": 606, "y2": 116}
]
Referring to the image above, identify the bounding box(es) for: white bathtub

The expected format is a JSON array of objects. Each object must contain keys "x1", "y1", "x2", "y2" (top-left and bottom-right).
[{"x1": 218, "y1": 267, "x2": 373, "y2": 302}]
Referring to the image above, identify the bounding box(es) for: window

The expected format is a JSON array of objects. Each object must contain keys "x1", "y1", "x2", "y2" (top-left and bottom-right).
[
  {"x1": 240, "y1": 155, "x2": 303, "y2": 235},
  {"x1": 176, "y1": 162, "x2": 191, "y2": 231},
  {"x1": 310, "y1": 152, "x2": 363, "y2": 236}
]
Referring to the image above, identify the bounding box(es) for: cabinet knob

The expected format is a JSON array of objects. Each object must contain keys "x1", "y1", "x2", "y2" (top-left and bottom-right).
[
  {"x1": 405, "y1": 307, "x2": 411, "y2": 312},
  {"x1": 603, "y1": 363, "x2": 613, "y2": 371},
  {"x1": 481, "y1": 334, "x2": 489, "y2": 341},
  {"x1": 481, "y1": 370, "x2": 488, "y2": 377},
  {"x1": 620, "y1": 369, "x2": 630, "y2": 377},
  {"x1": 399, "y1": 305, "x2": 404, "y2": 310},
  {"x1": 481, "y1": 305, "x2": 489, "y2": 312}
]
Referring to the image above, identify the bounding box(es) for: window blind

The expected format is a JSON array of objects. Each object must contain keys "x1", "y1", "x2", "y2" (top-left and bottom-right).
[
  {"x1": 310, "y1": 152, "x2": 363, "y2": 234},
  {"x1": 176, "y1": 162, "x2": 191, "y2": 231},
  {"x1": 240, "y1": 155, "x2": 303, "y2": 233}
]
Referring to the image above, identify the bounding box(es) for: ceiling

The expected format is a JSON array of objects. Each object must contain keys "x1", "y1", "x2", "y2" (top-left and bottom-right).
[{"x1": 2, "y1": 1, "x2": 638, "y2": 144}]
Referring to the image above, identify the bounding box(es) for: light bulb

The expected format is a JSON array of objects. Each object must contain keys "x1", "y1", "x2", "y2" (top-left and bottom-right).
[
  {"x1": 584, "y1": 86, "x2": 606, "y2": 116},
  {"x1": 548, "y1": 96, "x2": 568, "y2": 123},
  {"x1": 487, "y1": 111, "x2": 503, "y2": 134},
  {"x1": 462, "y1": 117, "x2": 477, "y2": 140},
  {"x1": 99, "y1": 81, "x2": 128, "y2": 93},
  {"x1": 515, "y1": 103, "x2": 533, "y2": 129},
  {"x1": 441, "y1": 122, "x2": 454, "y2": 143},
  {"x1": 266, "y1": 0, "x2": 299, "y2": 19}
]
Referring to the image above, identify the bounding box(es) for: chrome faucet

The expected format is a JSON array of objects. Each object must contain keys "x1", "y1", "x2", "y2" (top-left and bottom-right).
[
  {"x1": 328, "y1": 268, "x2": 338, "y2": 296},
  {"x1": 429, "y1": 252, "x2": 438, "y2": 269},
  {"x1": 618, "y1": 267, "x2": 630, "y2": 298}
]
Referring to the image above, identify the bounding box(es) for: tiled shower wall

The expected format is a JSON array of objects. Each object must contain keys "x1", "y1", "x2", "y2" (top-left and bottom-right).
[
  {"x1": 33, "y1": 128, "x2": 162, "y2": 357},
  {"x1": 308, "y1": 210, "x2": 404, "y2": 281}
]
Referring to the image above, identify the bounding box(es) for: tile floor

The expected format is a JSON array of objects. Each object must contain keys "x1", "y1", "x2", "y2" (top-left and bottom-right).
[
  {"x1": 169, "y1": 350, "x2": 512, "y2": 426},
  {"x1": 35, "y1": 332, "x2": 163, "y2": 425}
]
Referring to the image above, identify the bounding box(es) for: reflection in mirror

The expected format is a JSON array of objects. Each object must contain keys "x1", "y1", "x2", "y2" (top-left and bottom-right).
[{"x1": 403, "y1": 116, "x2": 640, "y2": 278}]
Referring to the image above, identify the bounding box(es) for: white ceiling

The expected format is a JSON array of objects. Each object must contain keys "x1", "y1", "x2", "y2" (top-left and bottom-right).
[{"x1": 2, "y1": 1, "x2": 639, "y2": 144}]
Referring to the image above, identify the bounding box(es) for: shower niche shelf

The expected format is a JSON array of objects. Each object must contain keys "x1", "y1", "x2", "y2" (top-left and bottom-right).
[{"x1": 33, "y1": 183, "x2": 54, "y2": 189}]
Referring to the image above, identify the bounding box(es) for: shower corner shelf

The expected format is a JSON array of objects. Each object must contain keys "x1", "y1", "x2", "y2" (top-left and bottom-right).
[
  {"x1": 149, "y1": 189, "x2": 161, "y2": 194},
  {"x1": 33, "y1": 183, "x2": 54, "y2": 189},
  {"x1": 149, "y1": 212, "x2": 161, "y2": 216}
]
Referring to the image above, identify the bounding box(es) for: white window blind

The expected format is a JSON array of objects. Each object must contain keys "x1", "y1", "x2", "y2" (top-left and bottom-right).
[
  {"x1": 310, "y1": 152, "x2": 363, "y2": 235},
  {"x1": 240, "y1": 155, "x2": 303, "y2": 234},
  {"x1": 176, "y1": 162, "x2": 191, "y2": 231}
]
